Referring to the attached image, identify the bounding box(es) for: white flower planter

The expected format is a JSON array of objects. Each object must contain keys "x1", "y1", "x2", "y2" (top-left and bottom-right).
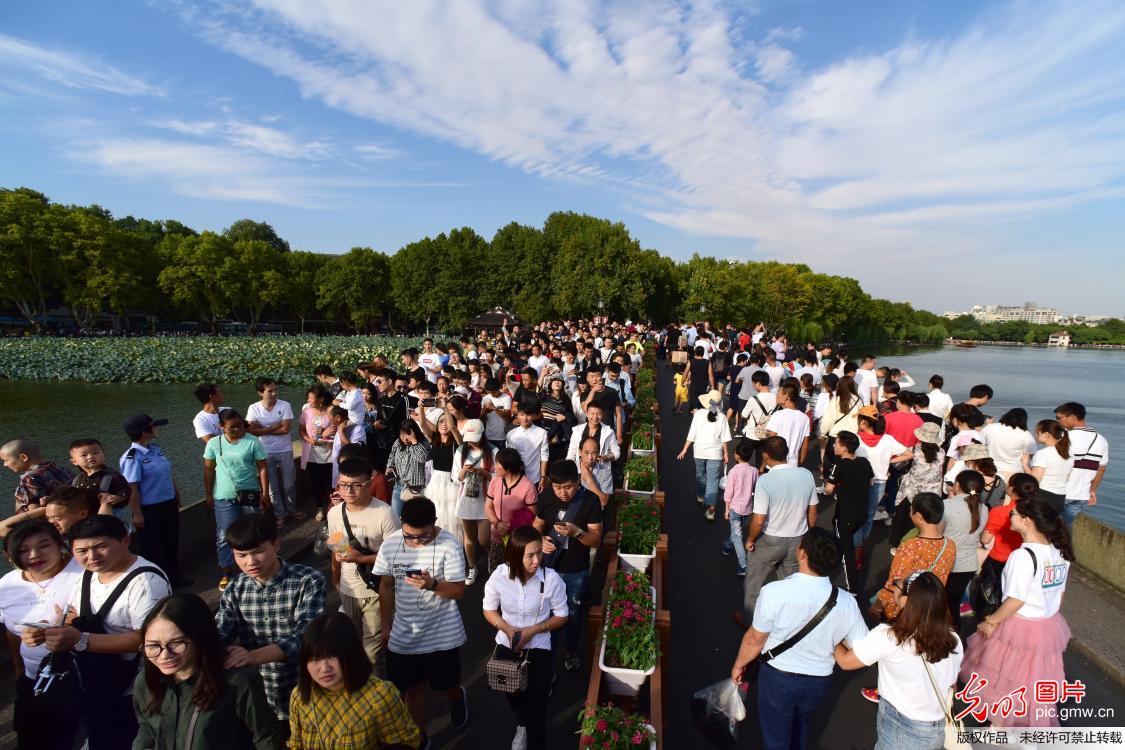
[
  {"x1": 645, "y1": 724, "x2": 657, "y2": 749},
  {"x1": 618, "y1": 546, "x2": 656, "y2": 572},
  {"x1": 630, "y1": 437, "x2": 654, "y2": 456},
  {"x1": 599, "y1": 587, "x2": 657, "y2": 697},
  {"x1": 623, "y1": 476, "x2": 655, "y2": 497}
]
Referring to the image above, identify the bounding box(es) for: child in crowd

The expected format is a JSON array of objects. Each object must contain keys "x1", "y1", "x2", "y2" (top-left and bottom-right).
[
  {"x1": 69, "y1": 437, "x2": 141, "y2": 533},
  {"x1": 722, "y1": 440, "x2": 759, "y2": 576},
  {"x1": 0, "y1": 439, "x2": 72, "y2": 535},
  {"x1": 673, "y1": 370, "x2": 689, "y2": 413},
  {"x1": 44, "y1": 485, "x2": 99, "y2": 535}
]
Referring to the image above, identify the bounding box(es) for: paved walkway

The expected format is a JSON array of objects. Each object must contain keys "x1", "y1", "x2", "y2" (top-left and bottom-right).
[{"x1": 652, "y1": 361, "x2": 1125, "y2": 748}]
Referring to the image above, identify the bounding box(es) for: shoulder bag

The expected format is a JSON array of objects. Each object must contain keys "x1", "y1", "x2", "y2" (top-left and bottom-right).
[
  {"x1": 341, "y1": 504, "x2": 381, "y2": 593},
  {"x1": 486, "y1": 576, "x2": 545, "y2": 694},
  {"x1": 217, "y1": 438, "x2": 262, "y2": 508},
  {"x1": 749, "y1": 395, "x2": 778, "y2": 441},
  {"x1": 760, "y1": 585, "x2": 839, "y2": 664},
  {"x1": 922, "y1": 658, "x2": 971, "y2": 750}
]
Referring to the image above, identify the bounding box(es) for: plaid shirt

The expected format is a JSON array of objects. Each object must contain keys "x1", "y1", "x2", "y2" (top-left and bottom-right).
[
  {"x1": 216, "y1": 560, "x2": 326, "y2": 720},
  {"x1": 288, "y1": 674, "x2": 420, "y2": 749},
  {"x1": 15, "y1": 461, "x2": 72, "y2": 514},
  {"x1": 387, "y1": 438, "x2": 431, "y2": 488}
]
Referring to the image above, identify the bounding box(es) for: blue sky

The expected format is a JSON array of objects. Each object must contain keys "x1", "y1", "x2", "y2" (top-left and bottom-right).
[{"x1": 2, "y1": 0, "x2": 1124, "y2": 315}]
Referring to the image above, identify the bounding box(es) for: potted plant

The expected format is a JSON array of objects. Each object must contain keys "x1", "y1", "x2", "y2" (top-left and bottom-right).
[
  {"x1": 623, "y1": 454, "x2": 656, "y2": 496},
  {"x1": 630, "y1": 427, "x2": 653, "y2": 456},
  {"x1": 617, "y1": 497, "x2": 660, "y2": 572},
  {"x1": 578, "y1": 704, "x2": 657, "y2": 749},
  {"x1": 599, "y1": 570, "x2": 658, "y2": 696}
]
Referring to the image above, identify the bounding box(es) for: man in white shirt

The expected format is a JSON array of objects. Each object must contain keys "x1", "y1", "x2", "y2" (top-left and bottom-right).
[
  {"x1": 418, "y1": 338, "x2": 443, "y2": 384},
  {"x1": 505, "y1": 404, "x2": 549, "y2": 489},
  {"x1": 526, "y1": 343, "x2": 550, "y2": 377},
  {"x1": 335, "y1": 373, "x2": 367, "y2": 426},
  {"x1": 329, "y1": 458, "x2": 400, "y2": 662},
  {"x1": 927, "y1": 374, "x2": 954, "y2": 422},
  {"x1": 1055, "y1": 401, "x2": 1109, "y2": 525},
  {"x1": 480, "y1": 378, "x2": 513, "y2": 450},
  {"x1": 192, "y1": 383, "x2": 227, "y2": 446},
  {"x1": 855, "y1": 355, "x2": 879, "y2": 406},
  {"x1": 36, "y1": 515, "x2": 170, "y2": 749},
  {"x1": 766, "y1": 385, "x2": 810, "y2": 467},
  {"x1": 739, "y1": 437, "x2": 819, "y2": 624},
  {"x1": 246, "y1": 378, "x2": 302, "y2": 523},
  {"x1": 730, "y1": 527, "x2": 867, "y2": 750},
  {"x1": 740, "y1": 370, "x2": 777, "y2": 445}
]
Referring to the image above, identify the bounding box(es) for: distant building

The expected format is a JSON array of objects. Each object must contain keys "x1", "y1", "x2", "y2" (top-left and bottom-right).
[
  {"x1": 970, "y1": 303, "x2": 1061, "y2": 325},
  {"x1": 1047, "y1": 330, "x2": 1071, "y2": 348}
]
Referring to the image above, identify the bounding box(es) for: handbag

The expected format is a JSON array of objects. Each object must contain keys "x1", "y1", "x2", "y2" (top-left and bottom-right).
[
  {"x1": 923, "y1": 658, "x2": 971, "y2": 750},
  {"x1": 486, "y1": 577, "x2": 545, "y2": 694},
  {"x1": 341, "y1": 504, "x2": 381, "y2": 593}
]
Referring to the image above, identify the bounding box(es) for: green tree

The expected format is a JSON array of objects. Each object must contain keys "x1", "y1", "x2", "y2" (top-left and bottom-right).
[
  {"x1": 157, "y1": 232, "x2": 238, "y2": 333},
  {"x1": 318, "y1": 247, "x2": 392, "y2": 333},
  {"x1": 546, "y1": 212, "x2": 650, "y2": 319},
  {"x1": 390, "y1": 237, "x2": 444, "y2": 331},
  {"x1": 229, "y1": 239, "x2": 288, "y2": 333},
  {"x1": 0, "y1": 188, "x2": 59, "y2": 330},
  {"x1": 222, "y1": 219, "x2": 290, "y2": 254},
  {"x1": 55, "y1": 204, "x2": 146, "y2": 328},
  {"x1": 434, "y1": 227, "x2": 489, "y2": 329},
  {"x1": 285, "y1": 251, "x2": 330, "y2": 333},
  {"x1": 484, "y1": 223, "x2": 554, "y2": 323}
]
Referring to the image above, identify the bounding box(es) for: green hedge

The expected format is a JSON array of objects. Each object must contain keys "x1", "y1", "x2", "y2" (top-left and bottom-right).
[{"x1": 0, "y1": 336, "x2": 423, "y2": 384}]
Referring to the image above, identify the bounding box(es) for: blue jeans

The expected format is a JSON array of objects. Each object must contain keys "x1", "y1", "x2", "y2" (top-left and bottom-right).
[
  {"x1": 1062, "y1": 499, "x2": 1086, "y2": 526},
  {"x1": 391, "y1": 483, "x2": 404, "y2": 519},
  {"x1": 552, "y1": 569, "x2": 590, "y2": 655},
  {"x1": 729, "y1": 511, "x2": 750, "y2": 569},
  {"x1": 854, "y1": 479, "x2": 887, "y2": 547},
  {"x1": 875, "y1": 699, "x2": 945, "y2": 750},
  {"x1": 694, "y1": 458, "x2": 722, "y2": 507},
  {"x1": 758, "y1": 662, "x2": 833, "y2": 750},
  {"x1": 214, "y1": 500, "x2": 257, "y2": 571}
]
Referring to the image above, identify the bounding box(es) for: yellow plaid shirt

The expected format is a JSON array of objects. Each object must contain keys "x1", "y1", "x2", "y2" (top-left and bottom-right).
[{"x1": 288, "y1": 674, "x2": 420, "y2": 749}]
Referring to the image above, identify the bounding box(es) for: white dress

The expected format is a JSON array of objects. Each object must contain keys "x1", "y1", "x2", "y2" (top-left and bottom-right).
[
  {"x1": 425, "y1": 443, "x2": 463, "y2": 544},
  {"x1": 454, "y1": 445, "x2": 489, "y2": 521}
]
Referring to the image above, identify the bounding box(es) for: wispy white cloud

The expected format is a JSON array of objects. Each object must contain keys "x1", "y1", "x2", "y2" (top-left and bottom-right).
[
  {"x1": 151, "y1": 118, "x2": 330, "y2": 159},
  {"x1": 0, "y1": 33, "x2": 158, "y2": 96},
  {"x1": 353, "y1": 143, "x2": 403, "y2": 160}
]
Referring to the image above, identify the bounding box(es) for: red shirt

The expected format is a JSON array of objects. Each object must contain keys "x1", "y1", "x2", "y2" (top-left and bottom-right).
[
  {"x1": 985, "y1": 503, "x2": 1022, "y2": 563},
  {"x1": 884, "y1": 412, "x2": 923, "y2": 448}
]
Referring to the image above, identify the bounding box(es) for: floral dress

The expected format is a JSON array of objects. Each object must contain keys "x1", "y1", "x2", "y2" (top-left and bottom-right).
[{"x1": 895, "y1": 452, "x2": 943, "y2": 505}]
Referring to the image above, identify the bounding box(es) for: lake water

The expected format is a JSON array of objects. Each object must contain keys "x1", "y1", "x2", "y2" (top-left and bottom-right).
[{"x1": 0, "y1": 344, "x2": 1122, "y2": 531}]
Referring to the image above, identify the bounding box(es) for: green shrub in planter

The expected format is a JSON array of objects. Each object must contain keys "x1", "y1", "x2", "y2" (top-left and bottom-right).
[
  {"x1": 603, "y1": 569, "x2": 657, "y2": 671},
  {"x1": 634, "y1": 368, "x2": 654, "y2": 389},
  {"x1": 578, "y1": 704, "x2": 655, "y2": 749},
  {"x1": 624, "y1": 454, "x2": 656, "y2": 492},
  {"x1": 618, "y1": 497, "x2": 660, "y2": 555},
  {"x1": 631, "y1": 428, "x2": 653, "y2": 451}
]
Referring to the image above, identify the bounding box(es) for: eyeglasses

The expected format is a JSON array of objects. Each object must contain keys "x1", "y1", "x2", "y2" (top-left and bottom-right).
[
  {"x1": 402, "y1": 530, "x2": 434, "y2": 541},
  {"x1": 337, "y1": 482, "x2": 366, "y2": 493},
  {"x1": 143, "y1": 638, "x2": 191, "y2": 658}
]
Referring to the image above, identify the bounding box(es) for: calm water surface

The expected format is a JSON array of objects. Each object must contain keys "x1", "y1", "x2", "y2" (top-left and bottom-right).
[{"x1": 1, "y1": 345, "x2": 1122, "y2": 531}]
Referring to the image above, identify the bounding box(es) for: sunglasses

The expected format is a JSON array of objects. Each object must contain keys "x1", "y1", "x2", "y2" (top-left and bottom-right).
[{"x1": 402, "y1": 529, "x2": 435, "y2": 541}]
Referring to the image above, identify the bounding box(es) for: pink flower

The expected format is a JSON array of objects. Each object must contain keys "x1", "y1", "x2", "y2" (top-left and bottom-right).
[
  {"x1": 596, "y1": 719, "x2": 608, "y2": 732},
  {"x1": 585, "y1": 707, "x2": 597, "y2": 719},
  {"x1": 612, "y1": 731, "x2": 620, "y2": 741},
  {"x1": 579, "y1": 735, "x2": 595, "y2": 747},
  {"x1": 632, "y1": 730, "x2": 646, "y2": 744}
]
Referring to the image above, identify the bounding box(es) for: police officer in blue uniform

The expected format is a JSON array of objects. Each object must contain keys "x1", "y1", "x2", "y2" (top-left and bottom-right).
[{"x1": 119, "y1": 413, "x2": 191, "y2": 586}]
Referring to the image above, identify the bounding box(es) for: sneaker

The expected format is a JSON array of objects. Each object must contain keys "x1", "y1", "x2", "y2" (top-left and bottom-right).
[
  {"x1": 816, "y1": 484, "x2": 825, "y2": 494},
  {"x1": 466, "y1": 567, "x2": 478, "y2": 586},
  {"x1": 512, "y1": 726, "x2": 528, "y2": 750},
  {"x1": 704, "y1": 507, "x2": 716, "y2": 521},
  {"x1": 696, "y1": 495, "x2": 705, "y2": 505},
  {"x1": 564, "y1": 652, "x2": 581, "y2": 672},
  {"x1": 218, "y1": 575, "x2": 230, "y2": 591},
  {"x1": 721, "y1": 540, "x2": 734, "y2": 556},
  {"x1": 861, "y1": 687, "x2": 880, "y2": 704},
  {"x1": 450, "y1": 685, "x2": 469, "y2": 730},
  {"x1": 872, "y1": 509, "x2": 889, "y2": 521},
  {"x1": 889, "y1": 547, "x2": 897, "y2": 557},
  {"x1": 736, "y1": 566, "x2": 746, "y2": 577}
]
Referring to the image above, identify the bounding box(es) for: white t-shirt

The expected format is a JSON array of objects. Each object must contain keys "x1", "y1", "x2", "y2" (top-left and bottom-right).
[
  {"x1": 751, "y1": 465, "x2": 819, "y2": 537},
  {"x1": 246, "y1": 400, "x2": 295, "y2": 454},
  {"x1": 857, "y1": 434, "x2": 908, "y2": 481},
  {"x1": 852, "y1": 624, "x2": 964, "y2": 722},
  {"x1": 192, "y1": 409, "x2": 224, "y2": 441},
  {"x1": 0, "y1": 558, "x2": 84, "y2": 678},
  {"x1": 927, "y1": 389, "x2": 953, "y2": 421},
  {"x1": 981, "y1": 423, "x2": 1037, "y2": 476},
  {"x1": 371, "y1": 530, "x2": 467, "y2": 654},
  {"x1": 337, "y1": 388, "x2": 366, "y2": 427},
  {"x1": 482, "y1": 565, "x2": 568, "y2": 651},
  {"x1": 946, "y1": 429, "x2": 984, "y2": 460},
  {"x1": 418, "y1": 353, "x2": 442, "y2": 383},
  {"x1": 1002, "y1": 543, "x2": 1069, "y2": 619},
  {"x1": 855, "y1": 368, "x2": 878, "y2": 405},
  {"x1": 327, "y1": 500, "x2": 400, "y2": 599},
  {"x1": 527, "y1": 355, "x2": 550, "y2": 377},
  {"x1": 506, "y1": 425, "x2": 549, "y2": 483},
  {"x1": 685, "y1": 409, "x2": 732, "y2": 461},
  {"x1": 1065, "y1": 428, "x2": 1109, "y2": 501},
  {"x1": 1031, "y1": 446, "x2": 1073, "y2": 495},
  {"x1": 766, "y1": 408, "x2": 810, "y2": 466},
  {"x1": 482, "y1": 394, "x2": 513, "y2": 441},
  {"x1": 762, "y1": 364, "x2": 785, "y2": 393}
]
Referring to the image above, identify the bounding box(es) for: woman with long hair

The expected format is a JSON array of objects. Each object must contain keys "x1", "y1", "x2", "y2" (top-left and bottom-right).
[
  {"x1": 288, "y1": 612, "x2": 418, "y2": 749},
  {"x1": 386, "y1": 419, "x2": 432, "y2": 519},
  {"x1": 944, "y1": 470, "x2": 986, "y2": 629},
  {"x1": 813, "y1": 373, "x2": 838, "y2": 482},
  {"x1": 974, "y1": 473, "x2": 1039, "y2": 619},
  {"x1": 890, "y1": 423, "x2": 944, "y2": 550},
  {"x1": 819, "y1": 374, "x2": 861, "y2": 481},
  {"x1": 684, "y1": 345, "x2": 715, "y2": 410},
  {"x1": 133, "y1": 593, "x2": 282, "y2": 749},
  {"x1": 3, "y1": 520, "x2": 84, "y2": 749},
  {"x1": 454, "y1": 419, "x2": 494, "y2": 586},
  {"x1": 981, "y1": 408, "x2": 1038, "y2": 481},
  {"x1": 299, "y1": 386, "x2": 335, "y2": 522},
  {"x1": 960, "y1": 499, "x2": 1074, "y2": 727},
  {"x1": 539, "y1": 376, "x2": 575, "y2": 467},
  {"x1": 835, "y1": 572, "x2": 963, "y2": 750},
  {"x1": 1030, "y1": 420, "x2": 1073, "y2": 514},
  {"x1": 420, "y1": 410, "x2": 464, "y2": 547},
  {"x1": 677, "y1": 389, "x2": 732, "y2": 522},
  {"x1": 482, "y1": 526, "x2": 569, "y2": 750}
]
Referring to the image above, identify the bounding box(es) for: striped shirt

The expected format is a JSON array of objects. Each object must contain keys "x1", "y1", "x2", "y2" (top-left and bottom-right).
[
  {"x1": 216, "y1": 560, "x2": 327, "y2": 720},
  {"x1": 372, "y1": 529, "x2": 467, "y2": 654},
  {"x1": 387, "y1": 438, "x2": 431, "y2": 488}
]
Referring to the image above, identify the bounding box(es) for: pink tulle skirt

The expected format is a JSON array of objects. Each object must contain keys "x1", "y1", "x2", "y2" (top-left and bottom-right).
[{"x1": 959, "y1": 613, "x2": 1071, "y2": 728}]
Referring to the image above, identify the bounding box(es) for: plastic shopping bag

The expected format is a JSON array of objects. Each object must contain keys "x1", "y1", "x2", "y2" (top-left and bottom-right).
[{"x1": 691, "y1": 679, "x2": 748, "y2": 748}]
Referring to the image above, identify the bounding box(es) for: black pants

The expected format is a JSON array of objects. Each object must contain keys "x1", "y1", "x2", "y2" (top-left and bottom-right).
[
  {"x1": 821, "y1": 440, "x2": 838, "y2": 482},
  {"x1": 136, "y1": 498, "x2": 181, "y2": 580},
  {"x1": 306, "y1": 461, "x2": 333, "y2": 509},
  {"x1": 505, "y1": 648, "x2": 553, "y2": 750},
  {"x1": 84, "y1": 693, "x2": 137, "y2": 750},
  {"x1": 889, "y1": 502, "x2": 914, "y2": 549},
  {"x1": 946, "y1": 571, "x2": 975, "y2": 630},
  {"x1": 15, "y1": 675, "x2": 82, "y2": 750},
  {"x1": 835, "y1": 516, "x2": 861, "y2": 594}
]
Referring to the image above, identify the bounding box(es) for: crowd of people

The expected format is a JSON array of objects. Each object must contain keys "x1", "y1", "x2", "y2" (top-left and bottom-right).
[
  {"x1": 0, "y1": 318, "x2": 647, "y2": 750},
  {"x1": 655, "y1": 322, "x2": 1103, "y2": 749},
  {"x1": 0, "y1": 316, "x2": 1111, "y2": 750}
]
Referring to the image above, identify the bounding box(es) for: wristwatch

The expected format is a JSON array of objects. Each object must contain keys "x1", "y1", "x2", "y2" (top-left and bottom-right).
[
  {"x1": 75, "y1": 632, "x2": 90, "y2": 652},
  {"x1": 576, "y1": 529, "x2": 585, "y2": 541}
]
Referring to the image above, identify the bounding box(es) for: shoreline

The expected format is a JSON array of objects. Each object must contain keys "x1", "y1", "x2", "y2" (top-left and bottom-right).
[{"x1": 943, "y1": 339, "x2": 1125, "y2": 351}]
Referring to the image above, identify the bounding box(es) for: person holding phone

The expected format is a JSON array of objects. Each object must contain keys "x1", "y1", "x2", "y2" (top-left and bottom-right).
[{"x1": 483, "y1": 526, "x2": 569, "y2": 750}]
